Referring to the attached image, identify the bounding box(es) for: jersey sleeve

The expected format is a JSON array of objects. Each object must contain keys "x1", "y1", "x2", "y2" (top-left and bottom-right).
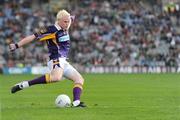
[
  {"x1": 34, "y1": 26, "x2": 50, "y2": 37},
  {"x1": 34, "y1": 26, "x2": 56, "y2": 41}
]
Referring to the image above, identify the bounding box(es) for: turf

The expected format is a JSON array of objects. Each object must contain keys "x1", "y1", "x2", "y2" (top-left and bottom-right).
[{"x1": 0, "y1": 74, "x2": 180, "y2": 120}]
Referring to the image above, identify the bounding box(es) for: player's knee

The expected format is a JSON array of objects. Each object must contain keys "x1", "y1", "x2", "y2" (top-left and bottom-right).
[
  {"x1": 80, "y1": 78, "x2": 84, "y2": 85},
  {"x1": 75, "y1": 77, "x2": 84, "y2": 85},
  {"x1": 50, "y1": 75, "x2": 62, "y2": 82}
]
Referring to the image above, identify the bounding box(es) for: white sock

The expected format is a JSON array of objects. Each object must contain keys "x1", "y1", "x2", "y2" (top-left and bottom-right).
[
  {"x1": 72, "y1": 100, "x2": 80, "y2": 107},
  {"x1": 18, "y1": 81, "x2": 29, "y2": 89}
]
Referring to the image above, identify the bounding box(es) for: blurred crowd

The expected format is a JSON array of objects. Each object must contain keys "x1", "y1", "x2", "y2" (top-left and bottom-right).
[{"x1": 0, "y1": 0, "x2": 180, "y2": 70}]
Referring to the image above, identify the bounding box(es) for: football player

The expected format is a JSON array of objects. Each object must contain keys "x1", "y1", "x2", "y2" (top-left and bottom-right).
[{"x1": 9, "y1": 9, "x2": 86, "y2": 107}]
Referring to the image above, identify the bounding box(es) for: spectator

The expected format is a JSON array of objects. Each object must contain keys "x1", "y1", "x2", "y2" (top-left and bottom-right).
[{"x1": 1, "y1": 0, "x2": 180, "y2": 68}]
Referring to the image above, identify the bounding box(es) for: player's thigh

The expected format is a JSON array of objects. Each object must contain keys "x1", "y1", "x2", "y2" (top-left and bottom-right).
[
  {"x1": 64, "y1": 65, "x2": 84, "y2": 84},
  {"x1": 50, "y1": 67, "x2": 64, "y2": 81},
  {"x1": 47, "y1": 58, "x2": 66, "y2": 81}
]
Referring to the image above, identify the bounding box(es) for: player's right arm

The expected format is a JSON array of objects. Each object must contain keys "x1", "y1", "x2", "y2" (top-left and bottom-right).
[
  {"x1": 9, "y1": 26, "x2": 53, "y2": 51},
  {"x1": 9, "y1": 34, "x2": 36, "y2": 51}
]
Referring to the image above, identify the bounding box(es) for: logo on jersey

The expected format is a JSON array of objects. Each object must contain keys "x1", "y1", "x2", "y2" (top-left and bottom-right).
[{"x1": 58, "y1": 35, "x2": 70, "y2": 42}]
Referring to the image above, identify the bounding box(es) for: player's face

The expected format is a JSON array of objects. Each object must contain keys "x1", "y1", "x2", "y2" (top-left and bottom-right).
[{"x1": 58, "y1": 15, "x2": 71, "y2": 30}]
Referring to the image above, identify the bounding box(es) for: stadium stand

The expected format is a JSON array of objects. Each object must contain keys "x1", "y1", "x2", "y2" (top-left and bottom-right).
[{"x1": 0, "y1": 0, "x2": 180, "y2": 73}]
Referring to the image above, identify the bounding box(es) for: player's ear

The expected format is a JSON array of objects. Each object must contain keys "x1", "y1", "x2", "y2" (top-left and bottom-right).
[{"x1": 70, "y1": 15, "x2": 75, "y2": 22}]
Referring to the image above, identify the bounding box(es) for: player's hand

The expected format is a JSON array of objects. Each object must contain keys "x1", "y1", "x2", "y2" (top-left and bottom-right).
[{"x1": 9, "y1": 43, "x2": 19, "y2": 52}]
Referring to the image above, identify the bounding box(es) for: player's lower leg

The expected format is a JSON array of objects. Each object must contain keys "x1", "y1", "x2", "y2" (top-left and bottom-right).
[
  {"x1": 72, "y1": 83, "x2": 86, "y2": 107},
  {"x1": 11, "y1": 74, "x2": 53, "y2": 93}
]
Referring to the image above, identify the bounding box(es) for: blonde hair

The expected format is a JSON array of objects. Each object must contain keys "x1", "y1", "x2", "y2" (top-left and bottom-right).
[{"x1": 56, "y1": 9, "x2": 70, "y2": 20}]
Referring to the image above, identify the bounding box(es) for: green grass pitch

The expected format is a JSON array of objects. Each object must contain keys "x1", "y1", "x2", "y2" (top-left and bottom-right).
[{"x1": 0, "y1": 74, "x2": 180, "y2": 120}]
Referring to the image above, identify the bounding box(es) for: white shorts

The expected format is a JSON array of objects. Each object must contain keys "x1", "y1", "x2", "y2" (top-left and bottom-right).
[{"x1": 47, "y1": 57, "x2": 78, "y2": 78}]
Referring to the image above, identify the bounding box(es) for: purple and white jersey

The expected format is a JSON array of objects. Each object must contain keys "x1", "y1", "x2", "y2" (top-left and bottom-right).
[{"x1": 34, "y1": 24, "x2": 70, "y2": 60}]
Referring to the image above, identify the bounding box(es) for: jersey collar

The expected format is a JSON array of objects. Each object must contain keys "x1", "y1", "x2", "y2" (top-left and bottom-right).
[{"x1": 54, "y1": 22, "x2": 62, "y2": 31}]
